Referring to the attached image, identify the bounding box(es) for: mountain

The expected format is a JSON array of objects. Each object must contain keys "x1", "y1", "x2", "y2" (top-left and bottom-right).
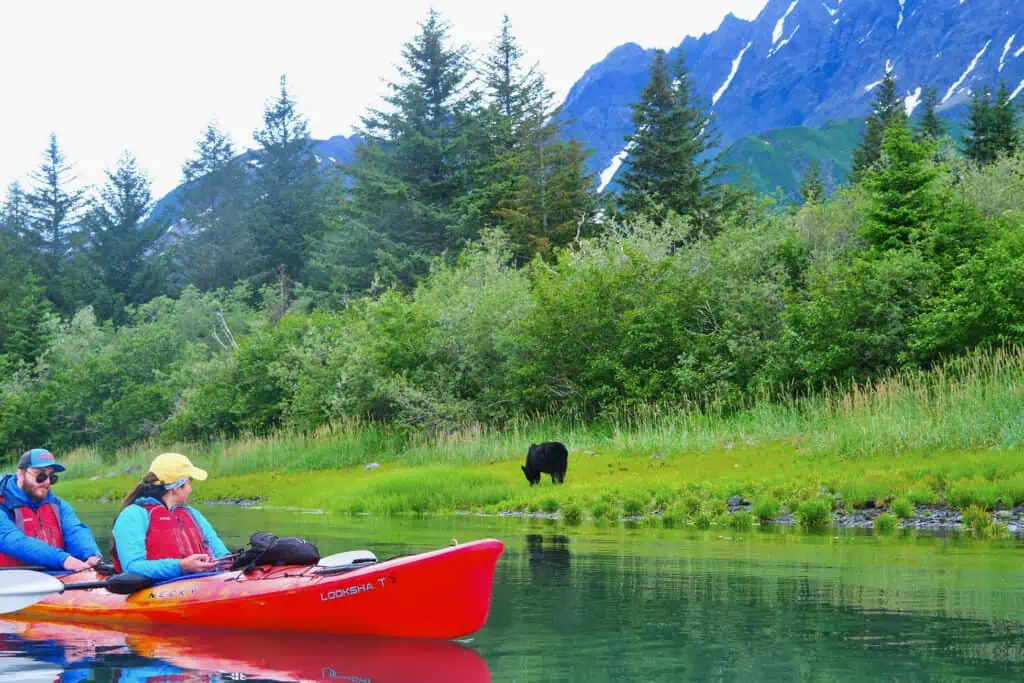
[
  {"x1": 152, "y1": 2, "x2": 1024, "y2": 218},
  {"x1": 719, "y1": 110, "x2": 968, "y2": 200},
  {"x1": 559, "y1": 0, "x2": 1024, "y2": 189},
  {"x1": 150, "y1": 134, "x2": 361, "y2": 224}
]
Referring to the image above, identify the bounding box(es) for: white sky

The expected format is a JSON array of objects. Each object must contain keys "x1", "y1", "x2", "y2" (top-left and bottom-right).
[{"x1": 0, "y1": 0, "x2": 767, "y2": 198}]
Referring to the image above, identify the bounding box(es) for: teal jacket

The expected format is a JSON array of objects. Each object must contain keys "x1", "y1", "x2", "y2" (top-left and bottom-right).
[{"x1": 112, "y1": 496, "x2": 230, "y2": 580}]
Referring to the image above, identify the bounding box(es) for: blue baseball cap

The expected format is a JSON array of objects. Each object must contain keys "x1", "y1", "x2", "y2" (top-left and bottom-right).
[{"x1": 17, "y1": 449, "x2": 66, "y2": 473}]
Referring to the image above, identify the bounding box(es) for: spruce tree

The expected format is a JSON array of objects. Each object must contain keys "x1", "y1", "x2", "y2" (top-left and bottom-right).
[
  {"x1": 25, "y1": 134, "x2": 87, "y2": 310},
  {"x1": 862, "y1": 118, "x2": 941, "y2": 251},
  {"x1": 617, "y1": 50, "x2": 720, "y2": 230},
  {"x1": 0, "y1": 184, "x2": 52, "y2": 370},
  {"x1": 1, "y1": 182, "x2": 29, "y2": 236},
  {"x1": 850, "y1": 71, "x2": 906, "y2": 183},
  {"x1": 799, "y1": 159, "x2": 825, "y2": 204},
  {"x1": 963, "y1": 87, "x2": 995, "y2": 165},
  {"x1": 0, "y1": 273, "x2": 52, "y2": 371},
  {"x1": 248, "y1": 75, "x2": 328, "y2": 284},
  {"x1": 84, "y1": 152, "x2": 167, "y2": 320},
  {"x1": 326, "y1": 9, "x2": 480, "y2": 293},
  {"x1": 461, "y1": 15, "x2": 596, "y2": 263},
  {"x1": 179, "y1": 122, "x2": 254, "y2": 290},
  {"x1": 960, "y1": 84, "x2": 1017, "y2": 166},
  {"x1": 990, "y1": 83, "x2": 1020, "y2": 159},
  {"x1": 915, "y1": 86, "x2": 945, "y2": 141}
]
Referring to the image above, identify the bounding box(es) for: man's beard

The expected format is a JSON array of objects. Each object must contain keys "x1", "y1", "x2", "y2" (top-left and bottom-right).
[{"x1": 19, "y1": 480, "x2": 47, "y2": 502}]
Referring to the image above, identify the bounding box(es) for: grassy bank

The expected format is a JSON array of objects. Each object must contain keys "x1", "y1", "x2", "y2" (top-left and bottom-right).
[{"x1": 55, "y1": 347, "x2": 1024, "y2": 530}]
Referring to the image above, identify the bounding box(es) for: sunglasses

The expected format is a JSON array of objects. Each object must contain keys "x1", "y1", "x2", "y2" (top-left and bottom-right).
[{"x1": 29, "y1": 470, "x2": 58, "y2": 485}]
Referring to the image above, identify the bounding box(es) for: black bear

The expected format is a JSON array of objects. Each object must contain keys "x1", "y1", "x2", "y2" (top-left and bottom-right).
[{"x1": 522, "y1": 441, "x2": 569, "y2": 485}]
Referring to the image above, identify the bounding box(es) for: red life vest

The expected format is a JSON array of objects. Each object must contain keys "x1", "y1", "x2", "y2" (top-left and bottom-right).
[
  {"x1": 0, "y1": 495, "x2": 65, "y2": 567},
  {"x1": 113, "y1": 503, "x2": 208, "y2": 572}
]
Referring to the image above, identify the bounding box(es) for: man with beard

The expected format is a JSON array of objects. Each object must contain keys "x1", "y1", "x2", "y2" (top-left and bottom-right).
[{"x1": 0, "y1": 448, "x2": 102, "y2": 570}]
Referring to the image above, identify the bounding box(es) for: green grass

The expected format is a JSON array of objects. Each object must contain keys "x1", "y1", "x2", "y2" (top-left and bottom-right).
[{"x1": 48, "y1": 346, "x2": 1024, "y2": 533}]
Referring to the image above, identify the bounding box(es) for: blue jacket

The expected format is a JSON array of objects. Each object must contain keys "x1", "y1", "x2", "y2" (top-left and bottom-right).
[
  {"x1": 112, "y1": 496, "x2": 230, "y2": 580},
  {"x1": 0, "y1": 473, "x2": 102, "y2": 569}
]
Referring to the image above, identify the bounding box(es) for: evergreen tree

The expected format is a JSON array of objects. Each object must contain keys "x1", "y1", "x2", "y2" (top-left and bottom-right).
[
  {"x1": 84, "y1": 152, "x2": 167, "y2": 320},
  {"x1": 459, "y1": 15, "x2": 596, "y2": 263},
  {"x1": 1, "y1": 182, "x2": 30, "y2": 237},
  {"x1": 960, "y1": 84, "x2": 1018, "y2": 166},
  {"x1": 915, "y1": 86, "x2": 945, "y2": 141},
  {"x1": 963, "y1": 87, "x2": 995, "y2": 165},
  {"x1": 617, "y1": 50, "x2": 721, "y2": 230},
  {"x1": 799, "y1": 159, "x2": 825, "y2": 204},
  {"x1": 482, "y1": 15, "x2": 544, "y2": 153},
  {"x1": 0, "y1": 184, "x2": 53, "y2": 370},
  {"x1": 862, "y1": 118, "x2": 941, "y2": 251},
  {"x1": 25, "y1": 134, "x2": 87, "y2": 311},
  {"x1": 0, "y1": 183, "x2": 41, "y2": 279},
  {"x1": 325, "y1": 9, "x2": 480, "y2": 293},
  {"x1": 989, "y1": 83, "x2": 1020, "y2": 158},
  {"x1": 0, "y1": 272, "x2": 52, "y2": 371},
  {"x1": 179, "y1": 122, "x2": 254, "y2": 290},
  {"x1": 850, "y1": 70, "x2": 906, "y2": 183},
  {"x1": 248, "y1": 75, "x2": 328, "y2": 284}
]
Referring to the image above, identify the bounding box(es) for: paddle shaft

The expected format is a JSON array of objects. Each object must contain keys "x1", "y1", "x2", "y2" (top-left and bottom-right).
[{"x1": 61, "y1": 579, "x2": 112, "y2": 591}]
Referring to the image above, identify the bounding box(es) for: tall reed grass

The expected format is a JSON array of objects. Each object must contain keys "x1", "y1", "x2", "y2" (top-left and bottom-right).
[{"x1": 52, "y1": 347, "x2": 1024, "y2": 521}]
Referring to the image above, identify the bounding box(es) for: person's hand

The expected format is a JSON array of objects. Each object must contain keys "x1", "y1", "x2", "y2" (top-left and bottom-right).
[
  {"x1": 63, "y1": 556, "x2": 90, "y2": 571},
  {"x1": 85, "y1": 555, "x2": 101, "y2": 567},
  {"x1": 179, "y1": 554, "x2": 219, "y2": 574}
]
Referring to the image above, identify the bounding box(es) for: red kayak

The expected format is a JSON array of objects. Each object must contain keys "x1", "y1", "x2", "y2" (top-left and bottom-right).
[
  {"x1": 0, "y1": 617, "x2": 493, "y2": 683},
  {"x1": 14, "y1": 538, "x2": 503, "y2": 639}
]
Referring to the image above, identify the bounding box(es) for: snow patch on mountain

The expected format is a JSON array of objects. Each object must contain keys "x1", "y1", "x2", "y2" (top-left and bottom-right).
[
  {"x1": 598, "y1": 143, "x2": 633, "y2": 193},
  {"x1": 773, "y1": 1, "x2": 800, "y2": 45},
  {"x1": 943, "y1": 40, "x2": 992, "y2": 104},
  {"x1": 1000, "y1": 35, "x2": 1016, "y2": 72},
  {"x1": 713, "y1": 42, "x2": 753, "y2": 105},
  {"x1": 769, "y1": 26, "x2": 800, "y2": 58},
  {"x1": 904, "y1": 86, "x2": 922, "y2": 115},
  {"x1": 864, "y1": 60, "x2": 894, "y2": 92}
]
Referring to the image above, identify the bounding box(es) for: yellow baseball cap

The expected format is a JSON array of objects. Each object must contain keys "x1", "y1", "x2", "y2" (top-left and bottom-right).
[{"x1": 150, "y1": 453, "x2": 208, "y2": 484}]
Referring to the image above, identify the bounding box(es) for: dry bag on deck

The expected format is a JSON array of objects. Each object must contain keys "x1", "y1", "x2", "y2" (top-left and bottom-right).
[{"x1": 231, "y1": 532, "x2": 320, "y2": 572}]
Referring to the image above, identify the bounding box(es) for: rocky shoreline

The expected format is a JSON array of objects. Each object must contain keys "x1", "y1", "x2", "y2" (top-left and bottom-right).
[{"x1": 191, "y1": 496, "x2": 1024, "y2": 536}]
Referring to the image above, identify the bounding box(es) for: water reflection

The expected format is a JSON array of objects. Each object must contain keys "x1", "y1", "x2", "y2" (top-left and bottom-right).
[
  {"x1": 526, "y1": 534, "x2": 571, "y2": 579},
  {"x1": 0, "y1": 617, "x2": 491, "y2": 682},
  {"x1": 63, "y1": 504, "x2": 1024, "y2": 682}
]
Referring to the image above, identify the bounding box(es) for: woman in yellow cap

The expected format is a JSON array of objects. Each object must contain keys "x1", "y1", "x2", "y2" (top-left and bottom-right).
[{"x1": 111, "y1": 453, "x2": 230, "y2": 580}]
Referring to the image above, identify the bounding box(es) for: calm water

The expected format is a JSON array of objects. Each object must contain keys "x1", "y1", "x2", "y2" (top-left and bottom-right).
[{"x1": 2, "y1": 503, "x2": 1024, "y2": 682}]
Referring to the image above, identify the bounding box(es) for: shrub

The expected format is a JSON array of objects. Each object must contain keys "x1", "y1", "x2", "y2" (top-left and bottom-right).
[
  {"x1": 729, "y1": 511, "x2": 754, "y2": 531},
  {"x1": 890, "y1": 497, "x2": 914, "y2": 519},
  {"x1": 591, "y1": 501, "x2": 615, "y2": 523},
  {"x1": 661, "y1": 505, "x2": 684, "y2": 528},
  {"x1": 562, "y1": 504, "x2": 583, "y2": 526},
  {"x1": 962, "y1": 504, "x2": 994, "y2": 536},
  {"x1": 873, "y1": 513, "x2": 898, "y2": 534},
  {"x1": 754, "y1": 497, "x2": 781, "y2": 522},
  {"x1": 797, "y1": 499, "x2": 832, "y2": 528},
  {"x1": 622, "y1": 497, "x2": 646, "y2": 517}
]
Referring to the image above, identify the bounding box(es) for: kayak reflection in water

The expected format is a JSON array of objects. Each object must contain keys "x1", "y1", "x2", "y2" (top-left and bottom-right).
[
  {"x1": 111, "y1": 453, "x2": 231, "y2": 580},
  {"x1": 0, "y1": 617, "x2": 493, "y2": 683}
]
